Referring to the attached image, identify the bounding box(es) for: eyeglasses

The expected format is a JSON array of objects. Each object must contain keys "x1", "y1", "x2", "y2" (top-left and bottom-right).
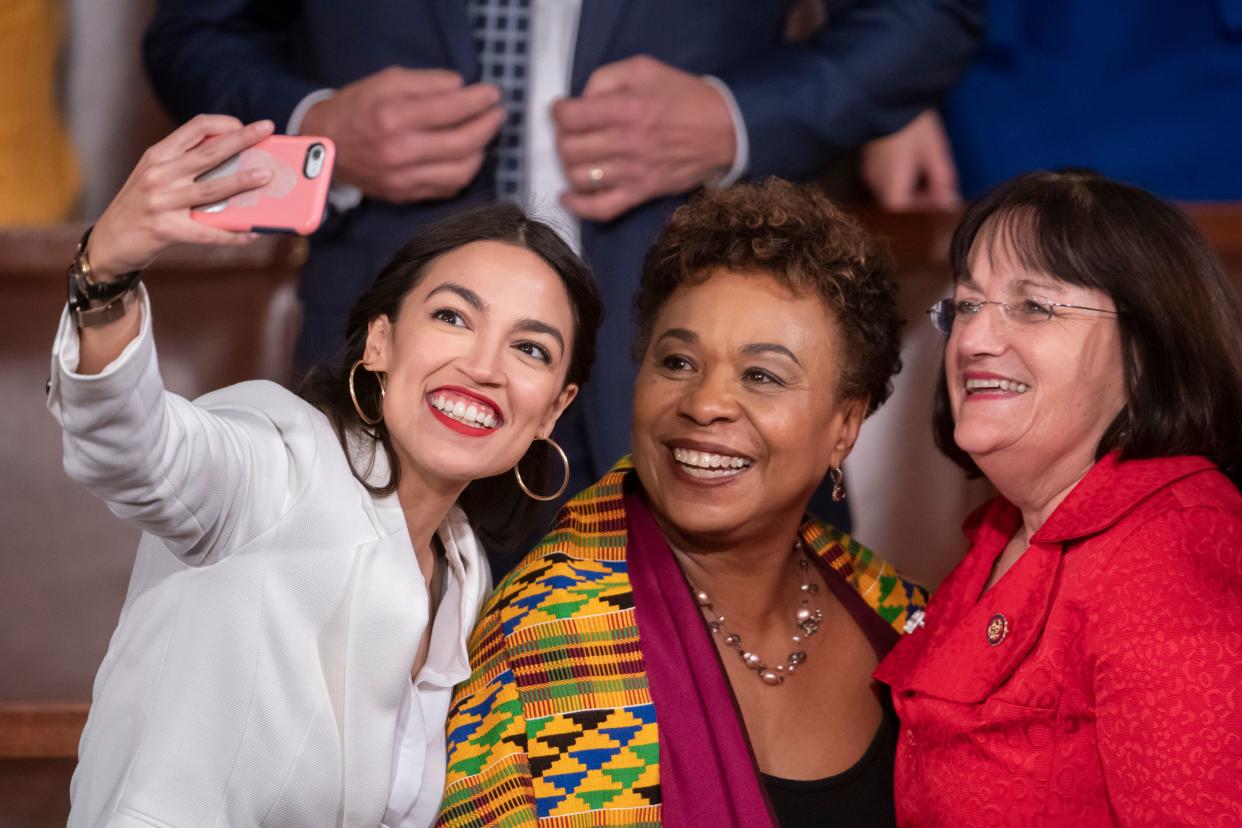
[{"x1": 926, "y1": 297, "x2": 1122, "y2": 334}]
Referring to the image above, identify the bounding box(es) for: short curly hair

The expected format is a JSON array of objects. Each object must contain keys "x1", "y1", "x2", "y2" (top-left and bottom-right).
[{"x1": 633, "y1": 178, "x2": 902, "y2": 415}]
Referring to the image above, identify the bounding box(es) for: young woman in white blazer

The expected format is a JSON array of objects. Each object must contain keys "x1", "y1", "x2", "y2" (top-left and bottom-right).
[{"x1": 50, "y1": 115, "x2": 602, "y2": 827}]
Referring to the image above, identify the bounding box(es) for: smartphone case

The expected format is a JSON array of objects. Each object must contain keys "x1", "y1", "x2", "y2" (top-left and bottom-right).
[{"x1": 191, "y1": 135, "x2": 336, "y2": 236}]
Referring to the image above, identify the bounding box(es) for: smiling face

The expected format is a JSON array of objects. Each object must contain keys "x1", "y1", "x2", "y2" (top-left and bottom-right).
[
  {"x1": 946, "y1": 233, "x2": 1127, "y2": 493},
  {"x1": 631, "y1": 269, "x2": 867, "y2": 547},
  {"x1": 362, "y1": 240, "x2": 579, "y2": 490}
]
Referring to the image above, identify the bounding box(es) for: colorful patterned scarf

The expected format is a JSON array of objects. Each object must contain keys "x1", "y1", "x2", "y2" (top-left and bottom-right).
[{"x1": 437, "y1": 460, "x2": 927, "y2": 827}]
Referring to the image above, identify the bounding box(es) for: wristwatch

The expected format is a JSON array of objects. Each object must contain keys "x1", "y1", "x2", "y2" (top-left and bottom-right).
[{"x1": 68, "y1": 226, "x2": 143, "y2": 328}]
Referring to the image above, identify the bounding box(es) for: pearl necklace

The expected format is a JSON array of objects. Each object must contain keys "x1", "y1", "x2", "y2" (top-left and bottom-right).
[{"x1": 688, "y1": 546, "x2": 824, "y2": 686}]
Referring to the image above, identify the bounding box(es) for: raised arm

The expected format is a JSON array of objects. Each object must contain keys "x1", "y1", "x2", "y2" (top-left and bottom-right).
[
  {"x1": 77, "y1": 115, "x2": 272, "y2": 372},
  {"x1": 49, "y1": 116, "x2": 307, "y2": 563}
]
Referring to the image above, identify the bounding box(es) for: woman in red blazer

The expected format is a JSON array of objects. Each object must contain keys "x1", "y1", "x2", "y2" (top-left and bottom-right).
[{"x1": 875, "y1": 170, "x2": 1242, "y2": 826}]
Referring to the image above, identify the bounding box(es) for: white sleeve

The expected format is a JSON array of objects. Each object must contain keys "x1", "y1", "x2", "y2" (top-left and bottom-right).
[
  {"x1": 47, "y1": 288, "x2": 311, "y2": 564},
  {"x1": 701, "y1": 76, "x2": 750, "y2": 187},
  {"x1": 288, "y1": 88, "x2": 364, "y2": 213}
]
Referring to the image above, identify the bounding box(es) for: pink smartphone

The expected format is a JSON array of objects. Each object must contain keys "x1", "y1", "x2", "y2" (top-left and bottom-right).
[{"x1": 191, "y1": 135, "x2": 335, "y2": 235}]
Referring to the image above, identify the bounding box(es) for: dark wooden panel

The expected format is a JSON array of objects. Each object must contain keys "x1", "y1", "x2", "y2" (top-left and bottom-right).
[
  {"x1": 0, "y1": 758, "x2": 75, "y2": 828},
  {"x1": 0, "y1": 227, "x2": 304, "y2": 701}
]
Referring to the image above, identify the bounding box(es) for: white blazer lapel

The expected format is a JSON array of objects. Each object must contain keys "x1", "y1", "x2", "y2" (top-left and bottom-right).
[
  {"x1": 338, "y1": 524, "x2": 425, "y2": 826},
  {"x1": 337, "y1": 435, "x2": 427, "y2": 825}
]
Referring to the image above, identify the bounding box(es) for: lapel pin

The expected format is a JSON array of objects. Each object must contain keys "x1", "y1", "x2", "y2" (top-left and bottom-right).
[
  {"x1": 986, "y1": 613, "x2": 1009, "y2": 646},
  {"x1": 903, "y1": 608, "x2": 926, "y2": 634}
]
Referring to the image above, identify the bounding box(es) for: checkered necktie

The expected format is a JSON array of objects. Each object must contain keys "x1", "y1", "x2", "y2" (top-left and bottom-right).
[{"x1": 468, "y1": 0, "x2": 531, "y2": 201}]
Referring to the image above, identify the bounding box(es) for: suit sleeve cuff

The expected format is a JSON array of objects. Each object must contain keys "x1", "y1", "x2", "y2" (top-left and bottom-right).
[
  {"x1": 288, "y1": 88, "x2": 363, "y2": 213},
  {"x1": 702, "y1": 75, "x2": 749, "y2": 187}
]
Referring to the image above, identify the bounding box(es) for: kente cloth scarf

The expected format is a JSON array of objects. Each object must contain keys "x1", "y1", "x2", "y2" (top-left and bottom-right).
[{"x1": 438, "y1": 459, "x2": 927, "y2": 827}]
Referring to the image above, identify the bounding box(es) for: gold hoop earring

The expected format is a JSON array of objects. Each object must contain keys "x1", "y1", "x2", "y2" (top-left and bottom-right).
[
  {"x1": 829, "y1": 466, "x2": 846, "y2": 502},
  {"x1": 348, "y1": 359, "x2": 385, "y2": 426},
  {"x1": 514, "y1": 436, "x2": 570, "y2": 502}
]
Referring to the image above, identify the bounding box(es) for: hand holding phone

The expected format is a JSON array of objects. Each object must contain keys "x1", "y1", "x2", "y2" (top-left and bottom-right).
[
  {"x1": 192, "y1": 135, "x2": 336, "y2": 235},
  {"x1": 88, "y1": 116, "x2": 276, "y2": 283}
]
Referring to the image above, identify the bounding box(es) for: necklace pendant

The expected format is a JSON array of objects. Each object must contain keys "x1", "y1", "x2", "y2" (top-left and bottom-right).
[{"x1": 760, "y1": 669, "x2": 783, "y2": 686}]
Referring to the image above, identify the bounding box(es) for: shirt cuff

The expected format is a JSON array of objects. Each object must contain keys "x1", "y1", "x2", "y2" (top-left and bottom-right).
[
  {"x1": 702, "y1": 76, "x2": 749, "y2": 187},
  {"x1": 288, "y1": 88, "x2": 363, "y2": 213},
  {"x1": 47, "y1": 286, "x2": 153, "y2": 425}
]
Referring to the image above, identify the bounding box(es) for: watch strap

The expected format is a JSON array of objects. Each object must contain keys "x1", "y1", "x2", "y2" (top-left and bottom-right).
[
  {"x1": 71, "y1": 225, "x2": 142, "y2": 302},
  {"x1": 74, "y1": 285, "x2": 141, "y2": 328},
  {"x1": 68, "y1": 224, "x2": 143, "y2": 328}
]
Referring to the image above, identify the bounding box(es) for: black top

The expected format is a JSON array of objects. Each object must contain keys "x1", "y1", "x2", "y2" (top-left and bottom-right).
[{"x1": 761, "y1": 696, "x2": 898, "y2": 828}]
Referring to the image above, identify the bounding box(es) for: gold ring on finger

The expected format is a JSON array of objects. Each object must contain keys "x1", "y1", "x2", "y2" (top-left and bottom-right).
[{"x1": 588, "y1": 165, "x2": 606, "y2": 191}]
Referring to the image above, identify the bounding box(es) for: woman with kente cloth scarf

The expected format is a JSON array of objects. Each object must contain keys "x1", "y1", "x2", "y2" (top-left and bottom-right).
[{"x1": 437, "y1": 180, "x2": 926, "y2": 828}]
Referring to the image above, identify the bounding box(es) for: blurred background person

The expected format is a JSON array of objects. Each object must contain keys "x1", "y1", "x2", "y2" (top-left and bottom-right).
[
  {"x1": 0, "y1": 0, "x2": 79, "y2": 223},
  {"x1": 862, "y1": 0, "x2": 1242, "y2": 209},
  {"x1": 876, "y1": 170, "x2": 1242, "y2": 825},
  {"x1": 140, "y1": 0, "x2": 985, "y2": 523}
]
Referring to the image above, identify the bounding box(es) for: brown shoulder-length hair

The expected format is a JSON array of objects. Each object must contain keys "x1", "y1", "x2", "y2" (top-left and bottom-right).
[
  {"x1": 933, "y1": 169, "x2": 1242, "y2": 487},
  {"x1": 299, "y1": 202, "x2": 603, "y2": 549},
  {"x1": 633, "y1": 178, "x2": 902, "y2": 416}
]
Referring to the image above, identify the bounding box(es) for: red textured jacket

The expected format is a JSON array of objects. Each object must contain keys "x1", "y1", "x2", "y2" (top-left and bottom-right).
[{"x1": 875, "y1": 454, "x2": 1242, "y2": 826}]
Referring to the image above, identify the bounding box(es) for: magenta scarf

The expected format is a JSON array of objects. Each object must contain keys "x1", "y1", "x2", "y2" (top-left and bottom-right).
[{"x1": 624, "y1": 491, "x2": 778, "y2": 828}]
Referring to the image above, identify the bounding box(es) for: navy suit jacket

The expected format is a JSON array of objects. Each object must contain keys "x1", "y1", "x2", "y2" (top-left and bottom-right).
[{"x1": 144, "y1": 0, "x2": 982, "y2": 487}]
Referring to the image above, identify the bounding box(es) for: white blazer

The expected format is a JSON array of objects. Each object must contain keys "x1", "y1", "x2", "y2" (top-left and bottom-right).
[{"x1": 48, "y1": 294, "x2": 491, "y2": 827}]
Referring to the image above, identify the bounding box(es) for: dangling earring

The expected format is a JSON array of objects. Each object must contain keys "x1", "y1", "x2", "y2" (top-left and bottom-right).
[
  {"x1": 829, "y1": 466, "x2": 846, "y2": 502},
  {"x1": 348, "y1": 359, "x2": 386, "y2": 426},
  {"x1": 514, "y1": 436, "x2": 571, "y2": 501}
]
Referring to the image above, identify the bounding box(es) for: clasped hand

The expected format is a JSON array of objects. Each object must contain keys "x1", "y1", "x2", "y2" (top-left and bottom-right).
[
  {"x1": 300, "y1": 67, "x2": 505, "y2": 204},
  {"x1": 299, "y1": 57, "x2": 738, "y2": 221},
  {"x1": 554, "y1": 56, "x2": 737, "y2": 222}
]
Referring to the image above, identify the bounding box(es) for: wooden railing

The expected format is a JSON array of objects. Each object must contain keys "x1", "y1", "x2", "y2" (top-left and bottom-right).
[{"x1": 0, "y1": 703, "x2": 88, "y2": 760}]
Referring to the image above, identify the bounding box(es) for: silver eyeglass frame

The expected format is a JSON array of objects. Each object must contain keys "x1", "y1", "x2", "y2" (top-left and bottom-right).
[{"x1": 926, "y1": 297, "x2": 1122, "y2": 334}]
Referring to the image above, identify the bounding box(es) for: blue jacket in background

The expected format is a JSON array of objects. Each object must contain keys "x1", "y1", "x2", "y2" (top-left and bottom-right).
[{"x1": 944, "y1": 0, "x2": 1242, "y2": 200}]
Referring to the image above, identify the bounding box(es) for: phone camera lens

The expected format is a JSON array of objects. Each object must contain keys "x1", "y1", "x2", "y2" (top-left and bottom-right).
[{"x1": 304, "y1": 143, "x2": 328, "y2": 178}]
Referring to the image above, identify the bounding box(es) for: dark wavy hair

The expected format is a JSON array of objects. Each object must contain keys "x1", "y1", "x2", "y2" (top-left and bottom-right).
[
  {"x1": 299, "y1": 202, "x2": 603, "y2": 549},
  {"x1": 633, "y1": 178, "x2": 902, "y2": 415},
  {"x1": 933, "y1": 169, "x2": 1242, "y2": 487}
]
